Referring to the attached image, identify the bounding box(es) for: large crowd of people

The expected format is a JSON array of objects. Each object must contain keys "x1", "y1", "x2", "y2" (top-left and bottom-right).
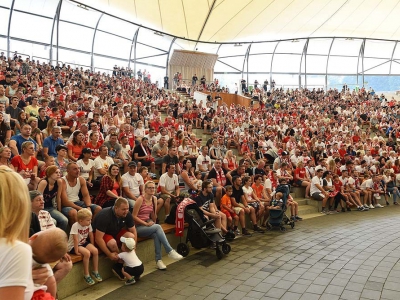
[{"x1": 1, "y1": 51, "x2": 399, "y2": 299}]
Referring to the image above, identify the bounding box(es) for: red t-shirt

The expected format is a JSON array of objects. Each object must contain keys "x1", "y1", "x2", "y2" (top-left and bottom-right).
[
  {"x1": 11, "y1": 155, "x2": 38, "y2": 173},
  {"x1": 68, "y1": 143, "x2": 84, "y2": 159},
  {"x1": 85, "y1": 141, "x2": 102, "y2": 158},
  {"x1": 294, "y1": 167, "x2": 306, "y2": 180}
]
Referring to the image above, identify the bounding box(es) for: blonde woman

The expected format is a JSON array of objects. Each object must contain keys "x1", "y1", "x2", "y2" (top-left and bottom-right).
[
  {"x1": 41, "y1": 118, "x2": 57, "y2": 139},
  {"x1": 223, "y1": 150, "x2": 237, "y2": 172},
  {"x1": 0, "y1": 166, "x2": 34, "y2": 300}
]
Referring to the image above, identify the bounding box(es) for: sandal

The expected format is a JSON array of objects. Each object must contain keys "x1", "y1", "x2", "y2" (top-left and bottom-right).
[{"x1": 84, "y1": 275, "x2": 95, "y2": 286}]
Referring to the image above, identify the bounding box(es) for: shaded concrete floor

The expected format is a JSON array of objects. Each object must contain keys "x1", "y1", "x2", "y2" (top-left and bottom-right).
[{"x1": 99, "y1": 207, "x2": 400, "y2": 300}]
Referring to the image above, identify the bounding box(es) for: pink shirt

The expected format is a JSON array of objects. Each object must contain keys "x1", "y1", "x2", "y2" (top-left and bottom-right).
[{"x1": 137, "y1": 198, "x2": 154, "y2": 222}]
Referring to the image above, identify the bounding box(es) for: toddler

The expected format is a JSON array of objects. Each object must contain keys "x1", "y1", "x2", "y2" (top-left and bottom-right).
[
  {"x1": 118, "y1": 237, "x2": 144, "y2": 285},
  {"x1": 193, "y1": 170, "x2": 203, "y2": 191},
  {"x1": 67, "y1": 208, "x2": 102, "y2": 285},
  {"x1": 29, "y1": 228, "x2": 68, "y2": 300}
]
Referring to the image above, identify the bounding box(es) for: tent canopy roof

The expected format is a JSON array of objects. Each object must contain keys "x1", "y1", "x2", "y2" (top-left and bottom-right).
[{"x1": 79, "y1": 0, "x2": 400, "y2": 45}]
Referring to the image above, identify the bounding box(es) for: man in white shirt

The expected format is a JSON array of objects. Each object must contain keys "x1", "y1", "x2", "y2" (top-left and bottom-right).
[
  {"x1": 158, "y1": 164, "x2": 180, "y2": 220},
  {"x1": 196, "y1": 146, "x2": 212, "y2": 174},
  {"x1": 121, "y1": 162, "x2": 144, "y2": 208},
  {"x1": 310, "y1": 169, "x2": 330, "y2": 214},
  {"x1": 93, "y1": 145, "x2": 115, "y2": 181}
]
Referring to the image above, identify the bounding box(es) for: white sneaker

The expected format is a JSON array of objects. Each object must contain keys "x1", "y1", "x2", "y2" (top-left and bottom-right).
[
  {"x1": 156, "y1": 260, "x2": 167, "y2": 270},
  {"x1": 375, "y1": 204, "x2": 384, "y2": 208},
  {"x1": 168, "y1": 250, "x2": 183, "y2": 260},
  {"x1": 363, "y1": 204, "x2": 369, "y2": 208},
  {"x1": 369, "y1": 204, "x2": 375, "y2": 209}
]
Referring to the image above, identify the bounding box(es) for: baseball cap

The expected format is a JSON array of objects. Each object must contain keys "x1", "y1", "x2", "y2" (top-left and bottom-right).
[
  {"x1": 76, "y1": 111, "x2": 86, "y2": 118},
  {"x1": 120, "y1": 237, "x2": 135, "y2": 250},
  {"x1": 128, "y1": 161, "x2": 137, "y2": 167},
  {"x1": 82, "y1": 148, "x2": 93, "y2": 154},
  {"x1": 282, "y1": 151, "x2": 288, "y2": 156}
]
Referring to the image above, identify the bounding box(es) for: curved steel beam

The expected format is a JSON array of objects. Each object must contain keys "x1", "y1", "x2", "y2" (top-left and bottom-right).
[
  {"x1": 7, "y1": 0, "x2": 16, "y2": 58},
  {"x1": 325, "y1": 38, "x2": 335, "y2": 90},
  {"x1": 50, "y1": 0, "x2": 63, "y2": 63},
  {"x1": 389, "y1": 41, "x2": 398, "y2": 75},
  {"x1": 165, "y1": 37, "x2": 176, "y2": 77},
  {"x1": 91, "y1": 13, "x2": 103, "y2": 71},
  {"x1": 242, "y1": 44, "x2": 251, "y2": 85},
  {"x1": 361, "y1": 38, "x2": 366, "y2": 87},
  {"x1": 133, "y1": 28, "x2": 140, "y2": 77},
  {"x1": 128, "y1": 28, "x2": 139, "y2": 69},
  {"x1": 270, "y1": 41, "x2": 280, "y2": 88},
  {"x1": 299, "y1": 39, "x2": 309, "y2": 89},
  {"x1": 246, "y1": 43, "x2": 252, "y2": 88}
]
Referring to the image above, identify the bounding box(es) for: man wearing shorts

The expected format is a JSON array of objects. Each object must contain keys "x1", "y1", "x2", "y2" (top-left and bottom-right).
[
  {"x1": 310, "y1": 168, "x2": 330, "y2": 214},
  {"x1": 158, "y1": 164, "x2": 180, "y2": 220},
  {"x1": 231, "y1": 176, "x2": 264, "y2": 235},
  {"x1": 93, "y1": 197, "x2": 137, "y2": 280},
  {"x1": 61, "y1": 162, "x2": 102, "y2": 225}
]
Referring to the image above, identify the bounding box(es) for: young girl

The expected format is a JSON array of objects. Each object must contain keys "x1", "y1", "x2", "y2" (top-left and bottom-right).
[
  {"x1": 192, "y1": 170, "x2": 203, "y2": 192},
  {"x1": 67, "y1": 209, "x2": 102, "y2": 285},
  {"x1": 118, "y1": 237, "x2": 144, "y2": 285}
]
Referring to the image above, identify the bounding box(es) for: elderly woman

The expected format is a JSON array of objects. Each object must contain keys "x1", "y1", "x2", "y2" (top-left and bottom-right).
[
  {"x1": 55, "y1": 144, "x2": 69, "y2": 176},
  {"x1": 133, "y1": 181, "x2": 183, "y2": 270},
  {"x1": 10, "y1": 141, "x2": 40, "y2": 190}
]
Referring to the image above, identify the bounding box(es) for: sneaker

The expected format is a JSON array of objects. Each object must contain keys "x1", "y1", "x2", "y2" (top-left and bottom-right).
[
  {"x1": 364, "y1": 206, "x2": 369, "y2": 211},
  {"x1": 84, "y1": 275, "x2": 95, "y2": 286},
  {"x1": 358, "y1": 206, "x2": 365, "y2": 211},
  {"x1": 235, "y1": 229, "x2": 241, "y2": 236},
  {"x1": 156, "y1": 260, "x2": 167, "y2": 270},
  {"x1": 320, "y1": 210, "x2": 327, "y2": 214},
  {"x1": 375, "y1": 204, "x2": 384, "y2": 208},
  {"x1": 369, "y1": 204, "x2": 375, "y2": 209},
  {"x1": 168, "y1": 250, "x2": 183, "y2": 260},
  {"x1": 125, "y1": 277, "x2": 136, "y2": 286},
  {"x1": 112, "y1": 264, "x2": 125, "y2": 281},
  {"x1": 291, "y1": 216, "x2": 297, "y2": 222},
  {"x1": 363, "y1": 204, "x2": 369, "y2": 208},
  {"x1": 253, "y1": 226, "x2": 265, "y2": 233},
  {"x1": 91, "y1": 271, "x2": 103, "y2": 282},
  {"x1": 242, "y1": 229, "x2": 252, "y2": 236},
  {"x1": 347, "y1": 207, "x2": 351, "y2": 211},
  {"x1": 341, "y1": 207, "x2": 346, "y2": 212},
  {"x1": 295, "y1": 216, "x2": 303, "y2": 221}
]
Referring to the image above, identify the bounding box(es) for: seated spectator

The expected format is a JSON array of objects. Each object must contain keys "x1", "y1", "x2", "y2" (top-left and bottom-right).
[
  {"x1": 162, "y1": 146, "x2": 180, "y2": 174},
  {"x1": 60, "y1": 162, "x2": 101, "y2": 225},
  {"x1": 151, "y1": 136, "x2": 168, "y2": 167},
  {"x1": 9, "y1": 123, "x2": 38, "y2": 157},
  {"x1": 93, "y1": 145, "x2": 114, "y2": 183},
  {"x1": 207, "y1": 158, "x2": 226, "y2": 203},
  {"x1": 11, "y1": 140, "x2": 40, "y2": 190},
  {"x1": 196, "y1": 145, "x2": 212, "y2": 175},
  {"x1": 293, "y1": 161, "x2": 311, "y2": 198},
  {"x1": 0, "y1": 111, "x2": 11, "y2": 147},
  {"x1": 95, "y1": 164, "x2": 122, "y2": 208},
  {"x1": 104, "y1": 133, "x2": 128, "y2": 172},
  {"x1": 242, "y1": 176, "x2": 265, "y2": 226},
  {"x1": 37, "y1": 166, "x2": 68, "y2": 232},
  {"x1": 194, "y1": 181, "x2": 228, "y2": 234},
  {"x1": 68, "y1": 130, "x2": 85, "y2": 162},
  {"x1": 0, "y1": 146, "x2": 12, "y2": 167},
  {"x1": 310, "y1": 168, "x2": 330, "y2": 214},
  {"x1": 55, "y1": 144, "x2": 69, "y2": 176},
  {"x1": 133, "y1": 137, "x2": 155, "y2": 173},
  {"x1": 179, "y1": 159, "x2": 197, "y2": 193},
  {"x1": 133, "y1": 181, "x2": 183, "y2": 270},
  {"x1": 43, "y1": 126, "x2": 64, "y2": 159},
  {"x1": 220, "y1": 185, "x2": 241, "y2": 233},
  {"x1": 223, "y1": 150, "x2": 237, "y2": 172},
  {"x1": 85, "y1": 131, "x2": 102, "y2": 158},
  {"x1": 76, "y1": 148, "x2": 95, "y2": 187},
  {"x1": 121, "y1": 161, "x2": 145, "y2": 208},
  {"x1": 231, "y1": 176, "x2": 264, "y2": 234},
  {"x1": 158, "y1": 164, "x2": 180, "y2": 218},
  {"x1": 92, "y1": 197, "x2": 137, "y2": 281},
  {"x1": 29, "y1": 190, "x2": 73, "y2": 298}
]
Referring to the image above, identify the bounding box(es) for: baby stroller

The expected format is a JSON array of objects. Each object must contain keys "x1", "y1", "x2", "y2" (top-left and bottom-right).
[
  {"x1": 266, "y1": 183, "x2": 295, "y2": 232},
  {"x1": 175, "y1": 199, "x2": 231, "y2": 260}
]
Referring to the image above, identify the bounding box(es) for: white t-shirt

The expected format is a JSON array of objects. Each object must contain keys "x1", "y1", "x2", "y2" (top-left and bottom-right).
[
  {"x1": 93, "y1": 156, "x2": 115, "y2": 179},
  {"x1": 118, "y1": 251, "x2": 142, "y2": 268},
  {"x1": 0, "y1": 238, "x2": 33, "y2": 300},
  {"x1": 121, "y1": 172, "x2": 144, "y2": 199},
  {"x1": 310, "y1": 176, "x2": 323, "y2": 195},
  {"x1": 67, "y1": 222, "x2": 92, "y2": 252},
  {"x1": 159, "y1": 173, "x2": 179, "y2": 193},
  {"x1": 76, "y1": 159, "x2": 95, "y2": 180},
  {"x1": 242, "y1": 185, "x2": 254, "y2": 200},
  {"x1": 196, "y1": 154, "x2": 211, "y2": 171}
]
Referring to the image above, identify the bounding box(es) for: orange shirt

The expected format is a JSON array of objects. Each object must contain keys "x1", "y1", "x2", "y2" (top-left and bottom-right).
[{"x1": 220, "y1": 194, "x2": 233, "y2": 210}]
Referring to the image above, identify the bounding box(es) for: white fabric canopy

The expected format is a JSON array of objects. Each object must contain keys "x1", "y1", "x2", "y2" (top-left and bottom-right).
[{"x1": 79, "y1": 0, "x2": 400, "y2": 45}]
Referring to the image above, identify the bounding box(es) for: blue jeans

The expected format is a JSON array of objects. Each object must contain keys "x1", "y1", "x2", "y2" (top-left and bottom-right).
[
  {"x1": 44, "y1": 207, "x2": 68, "y2": 232},
  {"x1": 136, "y1": 224, "x2": 173, "y2": 261},
  {"x1": 61, "y1": 201, "x2": 99, "y2": 218}
]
